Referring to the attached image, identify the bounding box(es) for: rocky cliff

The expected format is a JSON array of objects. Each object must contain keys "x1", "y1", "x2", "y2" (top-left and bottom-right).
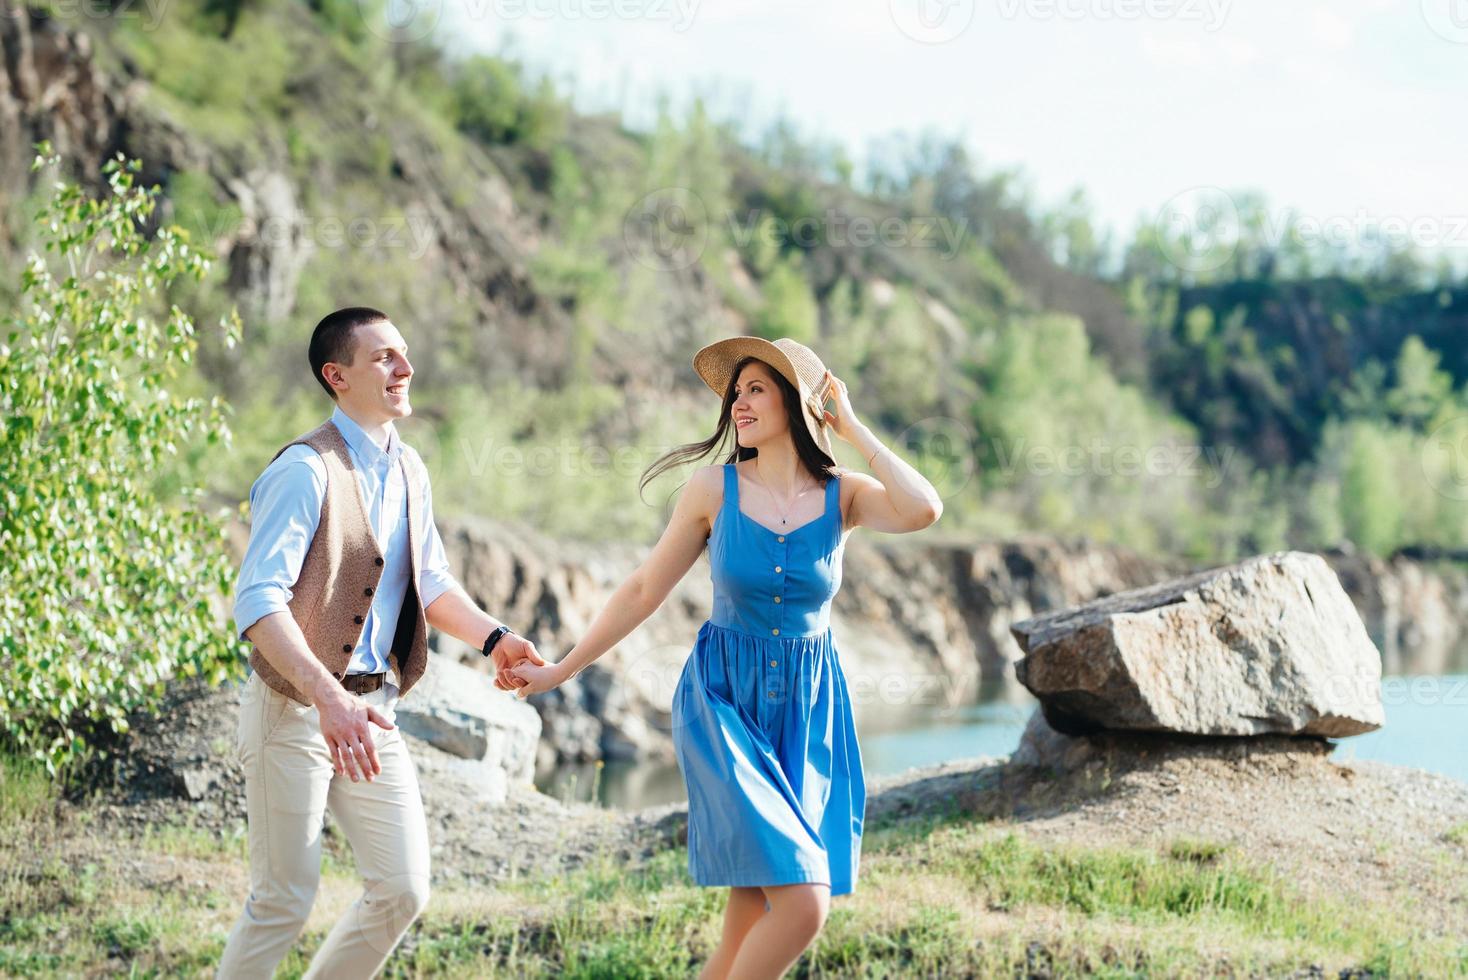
[{"x1": 427, "y1": 518, "x2": 1468, "y2": 768}]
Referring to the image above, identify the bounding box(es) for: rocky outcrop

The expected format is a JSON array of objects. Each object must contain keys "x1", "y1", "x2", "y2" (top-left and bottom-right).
[
  {"x1": 429, "y1": 516, "x2": 1468, "y2": 768},
  {"x1": 222, "y1": 169, "x2": 312, "y2": 325},
  {"x1": 1331, "y1": 544, "x2": 1468, "y2": 676},
  {"x1": 1010, "y1": 551, "x2": 1385, "y2": 738},
  {"x1": 0, "y1": 4, "x2": 584, "y2": 386},
  {"x1": 394, "y1": 654, "x2": 542, "y2": 807},
  {"x1": 0, "y1": 6, "x2": 120, "y2": 207}
]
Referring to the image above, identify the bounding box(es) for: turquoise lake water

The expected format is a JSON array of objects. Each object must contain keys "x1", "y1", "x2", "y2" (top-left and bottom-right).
[{"x1": 537, "y1": 671, "x2": 1468, "y2": 810}]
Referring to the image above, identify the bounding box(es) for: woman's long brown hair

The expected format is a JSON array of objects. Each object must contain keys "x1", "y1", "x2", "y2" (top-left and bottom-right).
[{"x1": 638, "y1": 357, "x2": 837, "y2": 503}]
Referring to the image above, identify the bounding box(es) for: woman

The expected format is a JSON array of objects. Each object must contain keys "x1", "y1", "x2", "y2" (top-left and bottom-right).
[{"x1": 510, "y1": 336, "x2": 943, "y2": 979}]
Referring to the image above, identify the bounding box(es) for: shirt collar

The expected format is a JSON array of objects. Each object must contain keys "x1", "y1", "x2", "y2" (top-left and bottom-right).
[{"x1": 331, "y1": 406, "x2": 403, "y2": 467}]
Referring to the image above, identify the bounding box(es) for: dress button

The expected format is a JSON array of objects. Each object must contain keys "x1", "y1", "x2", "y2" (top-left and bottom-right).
[
  {"x1": 771, "y1": 628, "x2": 780, "y2": 636},
  {"x1": 777, "y1": 535, "x2": 785, "y2": 543},
  {"x1": 769, "y1": 660, "x2": 778, "y2": 667},
  {"x1": 774, "y1": 565, "x2": 782, "y2": 573},
  {"x1": 364, "y1": 586, "x2": 374, "y2": 596},
  {"x1": 773, "y1": 596, "x2": 782, "y2": 604},
  {"x1": 767, "y1": 690, "x2": 775, "y2": 698}
]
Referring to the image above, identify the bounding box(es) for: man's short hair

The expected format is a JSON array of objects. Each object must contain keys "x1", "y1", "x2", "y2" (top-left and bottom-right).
[{"x1": 308, "y1": 307, "x2": 389, "y2": 401}]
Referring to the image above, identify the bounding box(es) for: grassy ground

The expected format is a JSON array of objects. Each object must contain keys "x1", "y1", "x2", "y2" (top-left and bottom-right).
[{"x1": 3, "y1": 755, "x2": 1466, "y2": 978}]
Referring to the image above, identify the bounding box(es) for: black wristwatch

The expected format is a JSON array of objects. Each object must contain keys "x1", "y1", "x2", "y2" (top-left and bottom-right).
[{"x1": 481, "y1": 625, "x2": 514, "y2": 659}]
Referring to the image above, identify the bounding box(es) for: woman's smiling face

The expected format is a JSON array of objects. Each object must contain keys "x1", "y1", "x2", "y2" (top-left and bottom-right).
[{"x1": 730, "y1": 361, "x2": 789, "y2": 448}]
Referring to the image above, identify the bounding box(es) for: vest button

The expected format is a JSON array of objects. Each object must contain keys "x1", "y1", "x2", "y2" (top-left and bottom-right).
[
  {"x1": 374, "y1": 556, "x2": 384, "y2": 567},
  {"x1": 364, "y1": 587, "x2": 374, "y2": 596},
  {"x1": 342, "y1": 644, "x2": 352, "y2": 653},
  {"x1": 354, "y1": 615, "x2": 364, "y2": 625}
]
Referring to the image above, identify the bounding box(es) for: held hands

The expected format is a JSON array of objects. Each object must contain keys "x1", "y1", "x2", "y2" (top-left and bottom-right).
[
  {"x1": 490, "y1": 632, "x2": 547, "y2": 691},
  {"x1": 509, "y1": 658, "x2": 572, "y2": 699}
]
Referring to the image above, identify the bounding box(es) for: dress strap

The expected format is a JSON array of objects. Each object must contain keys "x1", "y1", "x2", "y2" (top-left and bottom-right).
[
  {"x1": 723, "y1": 462, "x2": 738, "y2": 513},
  {"x1": 826, "y1": 469, "x2": 841, "y2": 528}
]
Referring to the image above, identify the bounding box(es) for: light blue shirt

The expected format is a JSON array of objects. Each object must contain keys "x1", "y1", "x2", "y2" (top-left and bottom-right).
[{"x1": 232, "y1": 406, "x2": 459, "y2": 674}]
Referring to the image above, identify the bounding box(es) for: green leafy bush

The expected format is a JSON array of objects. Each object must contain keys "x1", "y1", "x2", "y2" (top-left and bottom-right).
[{"x1": 0, "y1": 148, "x2": 243, "y2": 773}]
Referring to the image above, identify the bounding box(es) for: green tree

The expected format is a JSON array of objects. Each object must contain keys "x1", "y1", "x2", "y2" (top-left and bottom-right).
[
  {"x1": 0, "y1": 149, "x2": 242, "y2": 773},
  {"x1": 755, "y1": 256, "x2": 819, "y2": 343},
  {"x1": 451, "y1": 55, "x2": 523, "y2": 144},
  {"x1": 1385, "y1": 335, "x2": 1454, "y2": 429}
]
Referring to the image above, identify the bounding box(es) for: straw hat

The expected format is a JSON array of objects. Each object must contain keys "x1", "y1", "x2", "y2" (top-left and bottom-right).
[{"x1": 692, "y1": 336, "x2": 835, "y2": 458}]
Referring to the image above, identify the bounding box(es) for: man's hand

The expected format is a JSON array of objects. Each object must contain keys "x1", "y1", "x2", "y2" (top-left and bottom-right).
[
  {"x1": 312, "y1": 678, "x2": 395, "y2": 782},
  {"x1": 509, "y1": 660, "x2": 571, "y2": 699},
  {"x1": 491, "y1": 632, "x2": 546, "y2": 691}
]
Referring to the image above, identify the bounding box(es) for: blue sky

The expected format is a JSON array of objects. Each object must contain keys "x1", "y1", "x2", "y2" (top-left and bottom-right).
[{"x1": 432, "y1": 0, "x2": 1465, "y2": 265}]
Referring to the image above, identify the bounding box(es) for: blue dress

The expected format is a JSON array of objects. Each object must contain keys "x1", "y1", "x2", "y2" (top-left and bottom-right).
[{"x1": 671, "y1": 462, "x2": 866, "y2": 896}]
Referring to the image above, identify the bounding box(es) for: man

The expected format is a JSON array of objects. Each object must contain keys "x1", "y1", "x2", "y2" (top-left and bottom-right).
[{"x1": 219, "y1": 307, "x2": 543, "y2": 978}]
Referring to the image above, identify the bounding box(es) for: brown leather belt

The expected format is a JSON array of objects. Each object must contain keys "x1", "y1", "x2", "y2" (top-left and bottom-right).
[{"x1": 341, "y1": 672, "x2": 386, "y2": 695}]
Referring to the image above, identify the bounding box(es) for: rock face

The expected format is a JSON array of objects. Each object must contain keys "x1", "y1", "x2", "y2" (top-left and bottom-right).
[
  {"x1": 394, "y1": 654, "x2": 542, "y2": 806},
  {"x1": 1010, "y1": 551, "x2": 1386, "y2": 739},
  {"x1": 0, "y1": 8, "x2": 119, "y2": 207},
  {"x1": 430, "y1": 516, "x2": 1198, "y2": 769}
]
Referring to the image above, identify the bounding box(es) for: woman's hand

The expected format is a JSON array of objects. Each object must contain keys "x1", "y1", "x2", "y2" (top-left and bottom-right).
[
  {"x1": 509, "y1": 659, "x2": 572, "y2": 699},
  {"x1": 821, "y1": 370, "x2": 863, "y2": 445},
  {"x1": 491, "y1": 632, "x2": 545, "y2": 691}
]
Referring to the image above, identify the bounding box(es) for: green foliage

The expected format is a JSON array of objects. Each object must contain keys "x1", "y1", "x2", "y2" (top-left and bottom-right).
[
  {"x1": 755, "y1": 255, "x2": 818, "y2": 343},
  {"x1": 451, "y1": 56, "x2": 525, "y2": 144},
  {"x1": 451, "y1": 56, "x2": 567, "y2": 151},
  {"x1": 115, "y1": 5, "x2": 295, "y2": 156},
  {"x1": 1386, "y1": 335, "x2": 1455, "y2": 428},
  {"x1": 0, "y1": 149, "x2": 243, "y2": 773},
  {"x1": 1311, "y1": 416, "x2": 1468, "y2": 556}
]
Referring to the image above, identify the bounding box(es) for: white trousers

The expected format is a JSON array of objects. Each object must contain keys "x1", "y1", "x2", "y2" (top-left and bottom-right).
[{"x1": 217, "y1": 671, "x2": 430, "y2": 979}]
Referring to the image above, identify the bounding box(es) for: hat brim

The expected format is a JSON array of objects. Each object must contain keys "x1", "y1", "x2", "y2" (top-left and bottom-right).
[{"x1": 691, "y1": 337, "x2": 834, "y2": 459}]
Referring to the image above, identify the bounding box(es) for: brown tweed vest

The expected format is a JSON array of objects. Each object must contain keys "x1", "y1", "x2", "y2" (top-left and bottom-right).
[{"x1": 248, "y1": 419, "x2": 429, "y2": 704}]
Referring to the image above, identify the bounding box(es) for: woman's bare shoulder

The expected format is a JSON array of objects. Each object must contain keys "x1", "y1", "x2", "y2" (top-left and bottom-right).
[{"x1": 683, "y1": 463, "x2": 726, "y2": 519}]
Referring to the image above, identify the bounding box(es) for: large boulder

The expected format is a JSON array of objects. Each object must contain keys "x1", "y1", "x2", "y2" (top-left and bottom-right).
[
  {"x1": 1009, "y1": 551, "x2": 1385, "y2": 738},
  {"x1": 395, "y1": 654, "x2": 542, "y2": 806}
]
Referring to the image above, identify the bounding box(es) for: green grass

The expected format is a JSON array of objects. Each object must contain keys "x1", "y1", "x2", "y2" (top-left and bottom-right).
[
  {"x1": 0, "y1": 753, "x2": 57, "y2": 826},
  {"x1": 3, "y1": 747, "x2": 1463, "y2": 978}
]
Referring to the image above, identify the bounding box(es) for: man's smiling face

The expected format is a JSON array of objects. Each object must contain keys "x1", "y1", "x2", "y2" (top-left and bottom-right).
[{"x1": 325, "y1": 319, "x2": 414, "y2": 424}]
